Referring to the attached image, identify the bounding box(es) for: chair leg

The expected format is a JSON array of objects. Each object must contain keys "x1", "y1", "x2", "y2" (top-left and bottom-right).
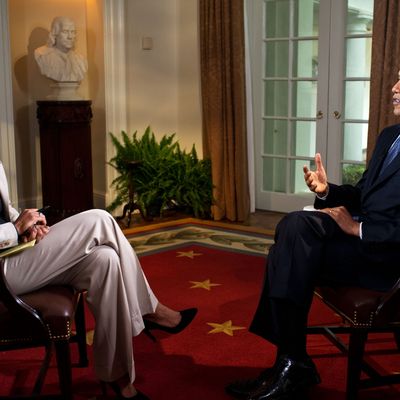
[
  {"x1": 393, "y1": 327, "x2": 400, "y2": 350},
  {"x1": 74, "y1": 293, "x2": 88, "y2": 367},
  {"x1": 54, "y1": 340, "x2": 73, "y2": 400},
  {"x1": 32, "y1": 343, "x2": 53, "y2": 395},
  {"x1": 345, "y1": 329, "x2": 368, "y2": 400}
]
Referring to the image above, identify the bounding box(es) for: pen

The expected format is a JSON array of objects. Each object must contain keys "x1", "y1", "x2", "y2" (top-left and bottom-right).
[{"x1": 38, "y1": 205, "x2": 51, "y2": 214}]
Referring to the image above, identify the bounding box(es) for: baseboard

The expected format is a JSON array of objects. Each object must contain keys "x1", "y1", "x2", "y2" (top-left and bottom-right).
[{"x1": 93, "y1": 190, "x2": 106, "y2": 209}]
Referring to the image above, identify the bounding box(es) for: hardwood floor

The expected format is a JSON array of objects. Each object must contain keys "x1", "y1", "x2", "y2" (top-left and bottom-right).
[
  {"x1": 234, "y1": 209, "x2": 285, "y2": 231},
  {"x1": 118, "y1": 208, "x2": 286, "y2": 232}
]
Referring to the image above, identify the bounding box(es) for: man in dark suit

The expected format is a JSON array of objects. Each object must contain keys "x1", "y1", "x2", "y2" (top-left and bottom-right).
[{"x1": 226, "y1": 73, "x2": 400, "y2": 400}]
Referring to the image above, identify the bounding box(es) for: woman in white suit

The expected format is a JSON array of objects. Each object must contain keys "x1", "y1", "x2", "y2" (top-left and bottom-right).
[{"x1": 0, "y1": 162, "x2": 197, "y2": 399}]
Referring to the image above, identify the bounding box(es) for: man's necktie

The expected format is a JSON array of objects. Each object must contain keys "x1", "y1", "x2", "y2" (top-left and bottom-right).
[{"x1": 380, "y1": 134, "x2": 400, "y2": 174}]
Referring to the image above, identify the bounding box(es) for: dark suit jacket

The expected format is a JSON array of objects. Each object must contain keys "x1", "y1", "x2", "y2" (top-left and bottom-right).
[
  {"x1": 249, "y1": 126, "x2": 400, "y2": 340},
  {"x1": 315, "y1": 124, "x2": 400, "y2": 243}
]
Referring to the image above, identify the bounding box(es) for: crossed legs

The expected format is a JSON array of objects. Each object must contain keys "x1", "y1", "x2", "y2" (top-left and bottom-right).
[{"x1": 4, "y1": 209, "x2": 185, "y2": 391}]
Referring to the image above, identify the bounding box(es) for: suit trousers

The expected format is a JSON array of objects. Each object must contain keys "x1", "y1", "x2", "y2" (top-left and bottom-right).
[
  {"x1": 4, "y1": 209, "x2": 158, "y2": 383},
  {"x1": 250, "y1": 210, "x2": 400, "y2": 350}
]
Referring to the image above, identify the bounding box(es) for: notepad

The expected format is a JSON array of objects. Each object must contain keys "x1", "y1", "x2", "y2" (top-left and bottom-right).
[
  {"x1": 303, "y1": 205, "x2": 317, "y2": 211},
  {"x1": 0, "y1": 240, "x2": 36, "y2": 258}
]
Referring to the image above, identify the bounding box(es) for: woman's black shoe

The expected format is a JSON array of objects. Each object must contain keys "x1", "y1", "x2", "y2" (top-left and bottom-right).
[
  {"x1": 100, "y1": 380, "x2": 150, "y2": 399},
  {"x1": 143, "y1": 308, "x2": 198, "y2": 341}
]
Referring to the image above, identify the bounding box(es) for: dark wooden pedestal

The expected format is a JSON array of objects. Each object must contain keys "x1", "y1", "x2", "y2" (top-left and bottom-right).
[{"x1": 37, "y1": 100, "x2": 93, "y2": 224}]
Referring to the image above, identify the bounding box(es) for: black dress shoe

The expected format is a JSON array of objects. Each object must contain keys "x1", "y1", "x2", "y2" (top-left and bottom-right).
[
  {"x1": 246, "y1": 356, "x2": 321, "y2": 400},
  {"x1": 225, "y1": 368, "x2": 274, "y2": 399}
]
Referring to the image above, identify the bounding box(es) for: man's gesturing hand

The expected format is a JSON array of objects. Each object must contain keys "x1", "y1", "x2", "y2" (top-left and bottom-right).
[{"x1": 303, "y1": 153, "x2": 328, "y2": 196}]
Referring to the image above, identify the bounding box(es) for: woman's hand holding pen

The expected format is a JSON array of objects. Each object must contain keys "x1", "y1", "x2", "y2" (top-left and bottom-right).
[{"x1": 14, "y1": 208, "x2": 50, "y2": 243}]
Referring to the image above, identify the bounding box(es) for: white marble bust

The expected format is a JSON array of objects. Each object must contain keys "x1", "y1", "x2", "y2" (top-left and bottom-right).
[{"x1": 34, "y1": 16, "x2": 88, "y2": 82}]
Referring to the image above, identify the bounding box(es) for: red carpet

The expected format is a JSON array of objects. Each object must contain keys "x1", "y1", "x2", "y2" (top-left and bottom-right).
[{"x1": 1, "y1": 232, "x2": 400, "y2": 399}]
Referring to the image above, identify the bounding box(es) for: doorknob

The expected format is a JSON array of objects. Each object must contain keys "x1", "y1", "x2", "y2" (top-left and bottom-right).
[
  {"x1": 316, "y1": 110, "x2": 323, "y2": 119},
  {"x1": 333, "y1": 110, "x2": 341, "y2": 119}
]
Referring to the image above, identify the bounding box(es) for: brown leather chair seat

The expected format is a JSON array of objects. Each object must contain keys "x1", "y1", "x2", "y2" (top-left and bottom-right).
[
  {"x1": 0, "y1": 286, "x2": 78, "y2": 343},
  {"x1": 0, "y1": 261, "x2": 88, "y2": 400},
  {"x1": 315, "y1": 285, "x2": 400, "y2": 327},
  {"x1": 308, "y1": 280, "x2": 400, "y2": 400}
]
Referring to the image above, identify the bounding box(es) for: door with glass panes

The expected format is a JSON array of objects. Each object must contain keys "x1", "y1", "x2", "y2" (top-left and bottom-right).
[{"x1": 249, "y1": 0, "x2": 373, "y2": 212}]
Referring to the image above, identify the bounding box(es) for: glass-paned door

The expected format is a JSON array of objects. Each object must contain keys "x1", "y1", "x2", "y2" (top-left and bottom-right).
[
  {"x1": 250, "y1": 0, "x2": 374, "y2": 212},
  {"x1": 339, "y1": 1, "x2": 373, "y2": 185}
]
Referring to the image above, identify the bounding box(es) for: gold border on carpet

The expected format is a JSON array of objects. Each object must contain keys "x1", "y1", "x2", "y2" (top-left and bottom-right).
[{"x1": 123, "y1": 218, "x2": 274, "y2": 256}]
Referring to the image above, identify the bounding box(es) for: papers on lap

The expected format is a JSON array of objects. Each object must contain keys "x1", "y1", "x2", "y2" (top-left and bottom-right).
[
  {"x1": 0, "y1": 240, "x2": 36, "y2": 258},
  {"x1": 303, "y1": 205, "x2": 318, "y2": 211}
]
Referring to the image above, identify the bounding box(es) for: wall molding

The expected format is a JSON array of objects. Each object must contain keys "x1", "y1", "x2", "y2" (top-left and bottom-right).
[
  {"x1": 0, "y1": 0, "x2": 18, "y2": 206},
  {"x1": 103, "y1": 0, "x2": 127, "y2": 209}
]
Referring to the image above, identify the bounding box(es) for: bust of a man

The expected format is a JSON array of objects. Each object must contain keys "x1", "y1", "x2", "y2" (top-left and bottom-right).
[{"x1": 34, "y1": 16, "x2": 88, "y2": 82}]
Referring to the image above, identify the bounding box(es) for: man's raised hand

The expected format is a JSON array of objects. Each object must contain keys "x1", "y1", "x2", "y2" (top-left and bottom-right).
[{"x1": 303, "y1": 153, "x2": 328, "y2": 196}]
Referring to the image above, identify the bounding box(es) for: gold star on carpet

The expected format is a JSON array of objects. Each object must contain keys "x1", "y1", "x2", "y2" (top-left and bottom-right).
[
  {"x1": 190, "y1": 279, "x2": 221, "y2": 291},
  {"x1": 207, "y1": 320, "x2": 246, "y2": 336},
  {"x1": 176, "y1": 250, "x2": 202, "y2": 259}
]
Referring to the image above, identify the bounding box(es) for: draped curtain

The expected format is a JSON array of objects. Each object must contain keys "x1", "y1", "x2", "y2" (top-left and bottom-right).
[
  {"x1": 199, "y1": 0, "x2": 250, "y2": 222},
  {"x1": 367, "y1": 0, "x2": 400, "y2": 161}
]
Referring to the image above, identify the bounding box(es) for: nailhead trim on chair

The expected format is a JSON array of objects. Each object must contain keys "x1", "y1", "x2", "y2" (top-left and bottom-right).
[
  {"x1": 0, "y1": 337, "x2": 34, "y2": 344},
  {"x1": 45, "y1": 320, "x2": 71, "y2": 340},
  {"x1": 1, "y1": 320, "x2": 72, "y2": 343},
  {"x1": 351, "y1": 310, "x2": 375, "y2": 327},
  {"x1": 0, "y1": 320, "x2": 72, "y2": 344}
]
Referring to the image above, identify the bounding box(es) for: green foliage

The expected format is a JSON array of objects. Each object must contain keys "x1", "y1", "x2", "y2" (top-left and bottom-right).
[
  {"x1": 342, "y1": 164, "x2": 365, "y2": 186},
  {"x1": 107, "y1": 127, "x2": 213, "y2": 218}
]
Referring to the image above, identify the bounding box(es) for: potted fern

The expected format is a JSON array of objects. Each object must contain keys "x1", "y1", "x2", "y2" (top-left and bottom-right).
[{"x1": 107, "y1": 127, "x2": 213, "y2": 219}]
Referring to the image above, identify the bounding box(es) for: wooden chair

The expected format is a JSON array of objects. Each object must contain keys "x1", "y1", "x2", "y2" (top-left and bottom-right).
[
  {"x1": 308, "y1": 279, "x2": 400, "y2": 400},
  {"x1": 0, "y1": 259, "x2": 88, "y2": 399}
]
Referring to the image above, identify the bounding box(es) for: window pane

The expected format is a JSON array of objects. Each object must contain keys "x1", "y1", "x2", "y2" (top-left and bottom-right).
[
  {"x1": 263, "y1": 157, "x2": 286, "y2": 192},
  {"x1": 293, "y1": 0, "x2": 319, "y2": 37},
  {"x1": 344, "y1": 81, "x2": 370, "y2": 120},
  {"x1": 265, "y1": 0, "x2": 290, "y2": 38},
  {"x1": 303, "y1": 157, "x2": 316, "y2": 172},
  {"x1": 264, "y1": 119, "x2": 288, "y2": 155},
  {"x1": 265, "y1": 81, "x2": 288, "y2": 116},
  {"x1": 346, "y1": 38, "x2": 371, "y2": 78},
  {"x1": 293, "y1": 40, "x2": 318, "y2": 78},
  {"x1": 343, "y1": 123, "x2": 368, "y2": 162},
  {"x1": 292, "y1": 81, "x2": 317, "y2": 118},
  {"x1": 342, "y1": 163, "x2": 366, "y2": 186},
  {"x1": 291, "y1": 121, "x2": 316, "y2": 156},
  {"x1": 266, "y1": 41, "x2": 289, "y2": 77},
  {"x1": 290, "y1": 159, "x2": 310, "y2": 194},
  {"x1": 346, "y1": 1, "x2": 373, "y2": 35}
]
